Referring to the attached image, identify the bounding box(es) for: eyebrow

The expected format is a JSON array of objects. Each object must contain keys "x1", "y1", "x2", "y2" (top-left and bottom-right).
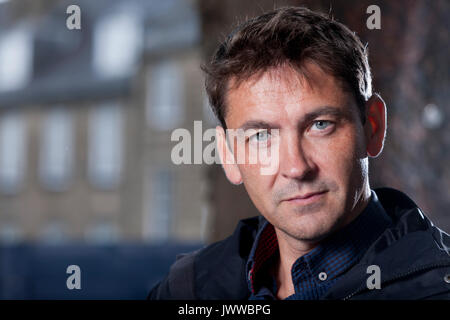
[
  {"x1": 238, "y1": 106, "x2": 350, "y2": 131},
  {"x1": 301, "y1": 106, "x2": 350, "y2": 124},
  {"x1": 239, "y1": 120, "x2": 279, "y2": 131}
]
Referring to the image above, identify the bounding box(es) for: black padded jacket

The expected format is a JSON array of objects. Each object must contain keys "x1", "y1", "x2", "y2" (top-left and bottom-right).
[{"x1": 148, "y1": 188, "x2": 450, "y2": 300}]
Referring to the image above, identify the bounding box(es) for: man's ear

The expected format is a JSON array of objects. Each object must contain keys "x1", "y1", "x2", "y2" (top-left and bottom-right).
[
  {"x1": 216, "y1": 126, "x2": 243, "y2": 185},
  {"x1": 364, "y1": 93, "x2": 387, "y2": 157}
]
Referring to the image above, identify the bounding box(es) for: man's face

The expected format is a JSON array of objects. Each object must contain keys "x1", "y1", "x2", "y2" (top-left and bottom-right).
[{"x1": 224, "y1": 63, "x2": 370, "y2": 244}]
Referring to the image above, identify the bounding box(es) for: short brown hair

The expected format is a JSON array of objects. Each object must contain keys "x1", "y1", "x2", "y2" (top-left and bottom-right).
[{"x1": 203, "y1": 6, "x2": 372, "y2": 128}]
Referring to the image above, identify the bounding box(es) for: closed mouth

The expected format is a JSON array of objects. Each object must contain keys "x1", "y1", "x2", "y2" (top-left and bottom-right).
[{"x1": 283, "y1": 190, "x2": 328, "y2": 202}]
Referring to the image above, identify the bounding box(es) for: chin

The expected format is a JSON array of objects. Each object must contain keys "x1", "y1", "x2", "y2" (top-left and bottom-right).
[
  {"x1": 290, "y1": 227, "x2": 332, "y2": 242},
  {"x1": 283, "y1": 212, "x2": 341, "y2": 242}
]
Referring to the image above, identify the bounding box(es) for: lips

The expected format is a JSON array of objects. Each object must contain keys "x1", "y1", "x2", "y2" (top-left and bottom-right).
[{"x1": 283, "y1": 190, "x2": 328, "y2": 202}]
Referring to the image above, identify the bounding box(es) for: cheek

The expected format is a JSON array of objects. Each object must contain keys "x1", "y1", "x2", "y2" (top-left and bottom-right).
[
  {"x1": 239, "y1": 164, "x2": 276, "y2": 211},
  {"x1": 307, "y1": 128, "x2": 363, "y2": 182},
  {"x1": 240, "y1": 163, "x2": 274, "y2": 191}
]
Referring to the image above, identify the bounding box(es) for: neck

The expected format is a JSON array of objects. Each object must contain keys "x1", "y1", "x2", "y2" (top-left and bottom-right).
[{"x1": 274, "y1": 185, "x2": 372, "y2": 299}]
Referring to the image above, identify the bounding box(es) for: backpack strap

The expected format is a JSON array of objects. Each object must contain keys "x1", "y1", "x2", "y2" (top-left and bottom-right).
[{"x1": 168, "y1": 250, "x2": 199, "y2": 299}]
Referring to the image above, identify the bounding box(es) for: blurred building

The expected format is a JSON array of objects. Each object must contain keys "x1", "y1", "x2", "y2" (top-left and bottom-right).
[
  {"x1": 0, "y1": 0, "x2": 448, "y2": 248},
  {"x1": 0, "y1": 0, "x2": 213, "y2": 245}
]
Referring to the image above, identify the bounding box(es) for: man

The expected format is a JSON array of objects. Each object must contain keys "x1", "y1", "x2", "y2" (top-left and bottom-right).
[{"x1": 149, "y1": 7, "x2": 450, "y2": 300}]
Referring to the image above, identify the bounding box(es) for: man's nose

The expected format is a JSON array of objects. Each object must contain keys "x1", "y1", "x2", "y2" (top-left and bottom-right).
[{"x1": 279, "y1": 135, "x2": 316, "y2": 180}]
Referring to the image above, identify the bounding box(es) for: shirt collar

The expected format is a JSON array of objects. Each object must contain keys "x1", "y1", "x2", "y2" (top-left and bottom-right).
[{"x1": 246, "y1": 190, "x2": 393, "y2": 296}]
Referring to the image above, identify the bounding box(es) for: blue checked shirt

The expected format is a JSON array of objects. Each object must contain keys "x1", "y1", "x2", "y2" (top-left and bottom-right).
[{"x1": 246, "y1": 190, "x2": 393, "y2": 300}]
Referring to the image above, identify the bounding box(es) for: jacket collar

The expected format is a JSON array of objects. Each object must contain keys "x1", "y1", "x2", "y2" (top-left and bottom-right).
[
  {"x1": 323, "y1": 187, "x2": 450, "y2": 299},
  {"x1": 195, "y1": 187, "x2": 450, "y2": 299}
]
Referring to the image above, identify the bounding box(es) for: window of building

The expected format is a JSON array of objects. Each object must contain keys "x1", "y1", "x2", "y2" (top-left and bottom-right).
[
  {"x1": 40, "y1": 220, "x2": 67, "y2": 245},
  {"x1": 39, "y1": 107, "x2": 74, "y2": 191},
  {"x1": 0, "y1": 28, "x2": 32, "y2": 91},
  {"x1": 144, "y1": 169, "x2": 173, "y2": 242},
  {"x1": 0, "y1": 111, "x2": 27, "y2": 194},
  {"x1": 92, "y1": 11, "x2": 142, "y2": 78},
  {"x1": 88, "y1": 101, "x2": 123, "y2": 189},
  {"x1": 0, "y1": 223, "x2": 22, "y2": 244},
  {"x1": 146, "y1": 60, "x2": 184, "y2": 130},
  {"x1": 85, "y1": 222, "x2": 119, "y2": 244}
]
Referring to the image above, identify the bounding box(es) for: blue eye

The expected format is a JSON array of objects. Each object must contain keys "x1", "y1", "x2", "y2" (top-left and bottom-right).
[
  {"x1": 256, "y1": 131, "x2": 268, "y2": 141},
  {"x1": 249, "y1": 130, "x2": 270, "y2": 143},
  {"x1": 313, "y1": 120, "x2": 332, "y2": 130}
]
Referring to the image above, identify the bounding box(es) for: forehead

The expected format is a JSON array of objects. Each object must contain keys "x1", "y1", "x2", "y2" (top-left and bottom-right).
[{"x1": 225, "y1": 63, "x2": 354, "y2": 127}]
